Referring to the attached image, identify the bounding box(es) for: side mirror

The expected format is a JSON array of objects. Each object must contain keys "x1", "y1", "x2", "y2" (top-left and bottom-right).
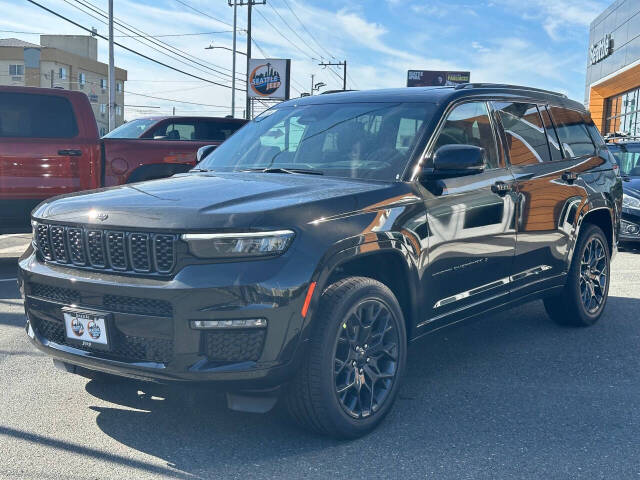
[
  {"x1": 196, "y1": 145, "x2": 217, "y2": 163},
  {"x1": 422, "y1": 144, "x2": 485, "y2": 179}
]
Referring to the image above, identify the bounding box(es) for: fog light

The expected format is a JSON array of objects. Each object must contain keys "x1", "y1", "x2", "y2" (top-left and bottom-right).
[
  {"x1": 190, "y1": 318, "x2": 267, "y2": 329},
  {"x1": 622, "y1": 220, "x2": 640, "y2": 235}
]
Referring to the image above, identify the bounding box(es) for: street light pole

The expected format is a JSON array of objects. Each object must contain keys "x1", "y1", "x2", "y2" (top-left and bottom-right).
[
  {"x1": 310, "y1": 74, "x2": 314, "y2": 96},
  {"x1": 245, "y1": 0, "x2": 252, "y2": 120},
  {"x1": 108, "y1": 0, "x2": 115, "y2": 131},
  {"x1": 231, "y1": 0, "x2": 237, "y2": 117}
]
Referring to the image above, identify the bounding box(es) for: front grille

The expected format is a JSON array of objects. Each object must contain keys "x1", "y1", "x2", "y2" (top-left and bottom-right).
[
  {"x1": 31, "y1": 283, "x2": 80, "y2": 304},
  {"x1": 32, "y1": 317, "x2": 173, "y2": 363},
  {"x1": 201, "y1": 330, "x2": 266, "y2": 363},
  {"x1": 33, "y1": 223, "x2": 177, "y2": 275},
  {"x1": 29, "y1": 282, "x2": 172, "y2": 317},
  {"x1": 104, "y1": 294, "x2": 172, "y2": 317}
]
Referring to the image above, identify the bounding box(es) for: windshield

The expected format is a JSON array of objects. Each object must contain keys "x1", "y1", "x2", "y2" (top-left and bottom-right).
[
  {"x1": 103, "y1": 118, "x2": 157, "y2": 139},
  {"x1": 608, "y1": 144, "x2": 640, "y2": 176},
  {"x1": 198, "y1": 102, "x2": 434, "y2": 181}
]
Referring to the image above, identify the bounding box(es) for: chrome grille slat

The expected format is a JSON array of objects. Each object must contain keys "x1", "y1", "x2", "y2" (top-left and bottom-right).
[{"x1": 32, "y1": 223, "x2": 176, "y2": 276}]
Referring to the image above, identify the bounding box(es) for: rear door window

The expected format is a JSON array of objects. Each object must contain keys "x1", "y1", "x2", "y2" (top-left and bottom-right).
[
  {"x1": 548, "y1": 107, "x2": 596, "y2": 158},
  {"x1": 195, "y1": 120, "x2": 244, "y2": 142},
  {"x1": 0, "y1": 92, "x2": 78, "y2": 138},
  {"x1": 493, "y1": 102, "x2": 551, "y2": 165},
  {"x1": 152, "y1": 121, "x2": 196, "y2": 140},
  {"x1": 539, "y1": 106, "x2": 563, "y2": 160}
]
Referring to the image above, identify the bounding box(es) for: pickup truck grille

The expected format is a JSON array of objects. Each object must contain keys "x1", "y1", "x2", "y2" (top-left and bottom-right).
[{"x1": 33, "y1": 223, "x2": 177, "y2": 275}]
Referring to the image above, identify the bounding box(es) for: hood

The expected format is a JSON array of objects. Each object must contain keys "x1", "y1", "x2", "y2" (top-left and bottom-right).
[{"x1": 33, "y1": 172, "x2": 395, "y2": 230}]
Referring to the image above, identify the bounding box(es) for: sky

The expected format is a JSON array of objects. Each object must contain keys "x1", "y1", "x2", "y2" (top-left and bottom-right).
[{"x1": 1, "y1": 0, "x2": 610, "y2": 120}]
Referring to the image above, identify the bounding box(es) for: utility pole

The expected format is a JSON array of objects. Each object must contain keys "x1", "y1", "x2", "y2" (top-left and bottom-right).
[
  {"x1": 108, "y1": 0, "x2": 116, "y2": 131},
  {"x1": 318, "y1": 60, "x2": 347, "y2": 90},
  {"x1": 310, "y1": 74, "x2": 314, "y2": 96},
  {"x1": 245, "y1": 0, "x2": 252, "y2": 120},
  {"x1": 230, "y1": 0, "x2": 238, "y2": 117}
]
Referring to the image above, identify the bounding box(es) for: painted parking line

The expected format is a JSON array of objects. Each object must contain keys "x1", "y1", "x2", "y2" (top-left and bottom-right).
[{"x1": 0, "y1": 278, "x2": 18, "y2": 283}]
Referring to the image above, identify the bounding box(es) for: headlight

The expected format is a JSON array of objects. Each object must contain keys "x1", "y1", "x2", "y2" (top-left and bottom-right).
[
  {"x1": 181, "y1": 230, "x2": 295, "y2": 258},
  {"x1": 623, "y1": 193, "x2": 640, "y2": 210}
]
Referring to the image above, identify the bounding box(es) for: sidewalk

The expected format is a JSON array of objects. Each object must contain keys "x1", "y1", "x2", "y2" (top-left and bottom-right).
[{"x1": 0, "y1": 234, "x2": 31, "y2": 259}]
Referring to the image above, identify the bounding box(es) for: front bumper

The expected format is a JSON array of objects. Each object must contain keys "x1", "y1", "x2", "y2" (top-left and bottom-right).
[{"x1": 18, "y1": 248, "x2": 313, "y2": 389}]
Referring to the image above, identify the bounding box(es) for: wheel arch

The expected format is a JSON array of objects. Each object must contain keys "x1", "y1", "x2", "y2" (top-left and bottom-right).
[{"x1": 308, "y1": 240, "x2": 422, "y2": 342}]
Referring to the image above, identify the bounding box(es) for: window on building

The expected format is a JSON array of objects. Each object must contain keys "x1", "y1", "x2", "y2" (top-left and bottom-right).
[
  {"x1": 548, "y1": 107, "x2": 596, "y2": 158},
  {"x1": 100, "y1": 126, "x2": 107, "y2": 137},
  {"x1": 59, "y1": 67, "x2": 67, "y2": 80},
  {"x1": 100, "y1": 104, "x2": 106, "y2": 114},
  {"x1": 604, "y1": 87, "x2": 640, "y2": 136},
  {"x1": 116, "y1": 81, "x2": 123, "y2": 93},
  {"x1": 78, "y1": 72, "x2": 86, "y2": 87},
  {"x1": 0, "y1": 92, "x2": 78, "y2": 138},
  {"x1": 431, "y1": 101, "x2": 499, "y2": 169},
  {"x1": 494, "y1": 102, "x2": 551, "y2": 165},
  {"x1": 115, "y1": 106, "x2": 122, "y2": 116},
  {"x1": 9, "y1": 64, "x2": 24, "y2": 76},
  {"x1": 100, "y1": 78, "x2": 106, "y2": 90}
]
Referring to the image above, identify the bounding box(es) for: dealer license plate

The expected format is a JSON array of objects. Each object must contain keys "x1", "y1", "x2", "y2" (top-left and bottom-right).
[{"x1": 63, "y1": 308, "x2": 110, "y2": 351}]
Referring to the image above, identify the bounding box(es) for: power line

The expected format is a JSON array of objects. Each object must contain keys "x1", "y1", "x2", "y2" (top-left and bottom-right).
[
  {"x1": 25, "y1": 0, "x2": 240, "y2": 90},
  {"x1": 125, "y1": 90, "x2": 230, "y2": 108},
  {"x1": 266, "y1": 1, "x2": 324, "y2": 60},
  {"x1": 254, "y1": 8, "x2": 316, "y2": 61},
  {"x1": 173, "y1": 0, "x2": 234, "y2": 28},
  {"x1": 279, "y1": 0, "x2": 336, "y2": 60},
  {"x1": 65, "y1": 0, "x2": 244, "y2": 83}
]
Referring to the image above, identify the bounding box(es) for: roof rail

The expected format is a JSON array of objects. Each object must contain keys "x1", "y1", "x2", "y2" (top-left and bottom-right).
[{"x1": 453, "y1": 83, "x2": 567, "y2": 98}]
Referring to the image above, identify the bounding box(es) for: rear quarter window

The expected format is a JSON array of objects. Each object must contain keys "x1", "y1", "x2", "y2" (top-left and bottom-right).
[
  {"x1": 548, "y1": 107, "x2": 595, "y2": 158},
  {"x1": 0, "y1": 92, "x2": 78, "y2": 138}
]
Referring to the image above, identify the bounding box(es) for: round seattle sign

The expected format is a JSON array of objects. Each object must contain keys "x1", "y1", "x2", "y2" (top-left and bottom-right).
[{"x1": 249, "y1": 63, "x2": 282, "y2": 97}]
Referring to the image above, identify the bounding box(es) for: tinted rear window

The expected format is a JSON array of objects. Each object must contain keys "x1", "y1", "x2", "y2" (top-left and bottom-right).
[
  {"x1": 0, "y1": 92, "x2": 78, "y2": 138},
  {"x1": 196, "y1": 120, "x2": 244, "y2": 142},
  {"x1": 548, "y1": 107, "x2": 595, "y2": 158}
]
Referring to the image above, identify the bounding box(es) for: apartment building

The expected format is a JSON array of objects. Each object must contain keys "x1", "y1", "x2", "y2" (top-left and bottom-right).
[{"x1": 0, "y1": 35, "x2": 127, "y2": 135}]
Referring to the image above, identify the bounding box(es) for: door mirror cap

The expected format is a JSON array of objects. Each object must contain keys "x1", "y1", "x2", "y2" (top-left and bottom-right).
[
  {"x1": 421, "y1": 144, "x2": 486, "y2": 179},
  {"x1": 196, "y1": 145, "x2": 217, "y2": 163}
]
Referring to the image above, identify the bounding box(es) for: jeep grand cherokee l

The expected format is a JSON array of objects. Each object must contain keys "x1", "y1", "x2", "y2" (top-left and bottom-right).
[{"x1": 19, "y1": 84, "x2": 622, "y2": 438}]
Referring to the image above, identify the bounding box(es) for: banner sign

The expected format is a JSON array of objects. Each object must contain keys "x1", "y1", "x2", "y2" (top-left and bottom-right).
[
  {"x1": 407, "y1": 70, "x2": 470, "y2": 87},
  {"x1": 248, "y1": 59, "x2": 291, "y2": 100}
]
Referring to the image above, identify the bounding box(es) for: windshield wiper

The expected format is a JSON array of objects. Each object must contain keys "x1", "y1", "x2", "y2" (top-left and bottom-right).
[{"x1": 241, "y1": 167, "x2": 324, "y2": 175}]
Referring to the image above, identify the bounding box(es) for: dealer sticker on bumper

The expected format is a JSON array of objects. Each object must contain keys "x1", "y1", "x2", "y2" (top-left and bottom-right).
[{"x1": 63, "y1": 309, "x2": 110, "y2": 350}]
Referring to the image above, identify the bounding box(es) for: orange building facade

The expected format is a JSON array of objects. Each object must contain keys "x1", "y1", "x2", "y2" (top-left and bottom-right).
[{"x1": 586, "y1": 1, "x2": 640, "y2": 135}]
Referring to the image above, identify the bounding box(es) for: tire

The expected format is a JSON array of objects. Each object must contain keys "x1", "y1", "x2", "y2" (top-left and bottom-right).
[
  {"x1": 544, "y1": 224, "x2": 610, "y2": 327},
  {"x1": 284, "y1": 276, "x2": 407, "y2": 439}
]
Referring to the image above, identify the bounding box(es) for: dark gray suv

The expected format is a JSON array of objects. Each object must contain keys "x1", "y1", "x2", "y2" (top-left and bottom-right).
[{"x1": 19, "y1": 84, "x2": 622, "y2": 438}]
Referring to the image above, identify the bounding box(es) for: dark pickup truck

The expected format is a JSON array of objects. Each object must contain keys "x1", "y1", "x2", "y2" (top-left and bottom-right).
[{"x1": 0, "y1": 86, "x2": 246, "y2": 232}]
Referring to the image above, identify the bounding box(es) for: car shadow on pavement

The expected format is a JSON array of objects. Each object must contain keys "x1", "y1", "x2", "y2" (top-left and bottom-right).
[{"x1": 83, "y1": 296, "x2": 640, "y2": 479}]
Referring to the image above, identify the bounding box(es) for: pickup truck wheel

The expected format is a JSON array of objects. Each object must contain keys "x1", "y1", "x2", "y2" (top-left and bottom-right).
[
  {"x1": 284, "y1": 277, "x2": 407, "y2": 438},
  {"x1": 544, "y1": 224, "x2": 610, "y2": 327}
]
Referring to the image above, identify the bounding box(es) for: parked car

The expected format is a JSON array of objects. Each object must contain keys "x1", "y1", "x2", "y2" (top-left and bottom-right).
[
  {"x1": 605, "y1": 139, "x2": 640, "y2": 245},
  {"x1": 19, "y1": 84, "x2": 621, "y2": 438},
  {"x1": 0, "y1": 86, "x2": 246, "y2": 233}
]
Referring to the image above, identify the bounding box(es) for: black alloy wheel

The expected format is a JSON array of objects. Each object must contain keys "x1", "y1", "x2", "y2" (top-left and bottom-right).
[{"x1": 333, "y1": 299, "x2": 400, "y2": 419}]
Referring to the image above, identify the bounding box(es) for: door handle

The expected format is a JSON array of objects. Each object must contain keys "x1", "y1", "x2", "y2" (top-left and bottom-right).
[
  {"x1": 562, "y1": 171, "x2": 578, "y2": 184},
  {"x1": 58, "y1": 149, "x2": 83, "y2": 156},
  {"x1": 491, "y1": 181, "x2": 512, "y2": 196}
]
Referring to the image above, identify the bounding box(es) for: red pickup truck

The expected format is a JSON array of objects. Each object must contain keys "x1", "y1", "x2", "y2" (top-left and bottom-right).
[{"x1": 0, "y1": 86, "x2": 246, "y2": 232}]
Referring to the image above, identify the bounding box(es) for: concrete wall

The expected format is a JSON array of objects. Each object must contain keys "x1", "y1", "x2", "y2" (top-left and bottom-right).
[{"x1": 40, "y1": 35, "x2": 97, "y2": 61}]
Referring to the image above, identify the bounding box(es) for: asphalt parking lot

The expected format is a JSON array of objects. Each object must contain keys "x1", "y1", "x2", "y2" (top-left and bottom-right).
[{"x1": 1, "y1": 237, "x2": 640, "y2": 479}]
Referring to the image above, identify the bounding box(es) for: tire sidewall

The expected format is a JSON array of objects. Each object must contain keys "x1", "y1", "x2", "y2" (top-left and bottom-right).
[{"x1": 315, "y1": 282, "x2": 407, "y2": 438}]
